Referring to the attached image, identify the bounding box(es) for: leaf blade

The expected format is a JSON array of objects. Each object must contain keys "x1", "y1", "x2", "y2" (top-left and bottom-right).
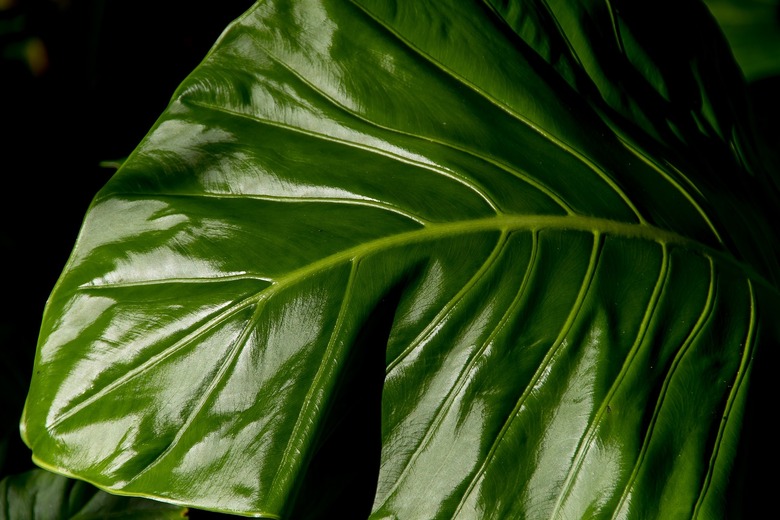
[{"x1": 21, "y1": 0, "x2": 779, "y2": 517}]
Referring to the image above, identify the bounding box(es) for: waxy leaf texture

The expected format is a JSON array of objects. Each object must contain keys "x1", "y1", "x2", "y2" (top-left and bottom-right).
[{"x1": 22, "y1": 1, "x2": 779, "y2": 518}]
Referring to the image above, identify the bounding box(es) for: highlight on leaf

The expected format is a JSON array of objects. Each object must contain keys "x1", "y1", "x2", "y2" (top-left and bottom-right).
[{"x1": 20, "y1": 1, "x2": 779, "y2": 518}]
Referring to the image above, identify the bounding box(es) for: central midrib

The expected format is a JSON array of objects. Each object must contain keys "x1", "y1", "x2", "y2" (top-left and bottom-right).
[{"x1": 270, "y1": 214, "x2": 709, "y2": 293}]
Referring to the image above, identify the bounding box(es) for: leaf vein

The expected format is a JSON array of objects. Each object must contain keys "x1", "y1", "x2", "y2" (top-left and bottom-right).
[
  {"x1": 549, "y1": 242, "x2": 670, "y2": 518},
  {"x1": 127, "y1": 297, "x2": 266, "y2": 483},
  {"x1": 348, "y1": 0, "x2": 644, "y2": 223},
  {"x1": 452, "y1": 232, "x2": 605, "y2": 516},
  {"x1": 691, "y1": 280, "x2": 757, "y2": 517},
  {"x1": 182, "y1": 98, "x2": 501, "y2": 215},
  {"x1": 610, "y1": 256, "x2": 718, "y2": 518},
  {"x1": 45, "y1": 291, "x2": 264, "y2": 430}
]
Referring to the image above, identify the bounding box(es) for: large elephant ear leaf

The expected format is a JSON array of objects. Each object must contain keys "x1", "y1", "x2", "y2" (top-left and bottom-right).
[{"x1": 21, "y1": 0, "x2": 779, "y2": 518}]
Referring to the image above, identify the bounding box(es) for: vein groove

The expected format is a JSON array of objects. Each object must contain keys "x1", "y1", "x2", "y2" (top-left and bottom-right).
[
  {"x1": 347, "y1": 0, "x2": 644, "y2": 222},
  {"x1": 126, "y1": 298, "x2": 262, "y2": 483},
  {"x1": 377, "y1": 232, "x2": 511, "y2": 503},
  {"x1": 611, "y1": 256, "x2": 717, "y2": 519},
  {"x1": 379, "y1": 231, "x2": 538, "y2": 507},
  {"x1": 181, "y1": 98, "x2": 501, "y2": 214},
  {"x1": 452, "y1": 232, "x2": 604, "y2": 517},
  {"x1": 692, "y1": 280, "x2": 757, "y2": 518},
  {"x1": 45, "y1": 290, "x2": 265, "y2": 430},
  {"x1": 549, "y1": 242, "x2": 670, "y2": 518}
]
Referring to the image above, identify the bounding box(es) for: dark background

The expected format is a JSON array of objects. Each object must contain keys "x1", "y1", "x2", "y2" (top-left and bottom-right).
[
  {"x1": 1, "y1": 1, "x2": 253, "y2": 517},
  {"x1": 1, "y1": 0, "x2": 777, "y2": 518}
]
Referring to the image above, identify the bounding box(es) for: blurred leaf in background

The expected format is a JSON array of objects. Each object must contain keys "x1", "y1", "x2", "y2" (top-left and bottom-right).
[
  {"x1": 0, "y1": 469, "x2": 186, "y2": 520},
  {"x1": 704, "y1": 0, "x2": 780, "y2": 173},
  {"x1": 704, "y1": 0, "x2": 780, "y2": 82}
]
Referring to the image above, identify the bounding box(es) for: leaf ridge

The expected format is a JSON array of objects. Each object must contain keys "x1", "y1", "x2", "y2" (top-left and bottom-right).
[
  {"x1": 535, "y1": 0, "x2": 588, "y2": 73},
  {"x1": 347, "y1": 0, "x2": 645, "y2": 222},
  {"x1": 182, "y1": 99, "x2": 502, "y2": 214},
  {"x1": 492, "y1": 0, "x2": 725, "y2": 247},
  {"x1": 127, "y1": 295, "x2": 267, "y2": 484},
  {"x1": 85, "y1": 214, "x2": 739, "y2": 297},
  {"x1": 691, "y1": 280, "x2": 757, "y2": 518},
  {"x1": 452, "y1": 232, "x2": 605, "y2": 517},
  {"x1": 603, "y1": 0, "x2": 625, "y2": 55},
  {"x1": 266, "y1": 259, "x2": 358, "y2": 508},
  {"x1": 103, "y1": 305, "x2": 261, "y2": 486},
  {"x1": 189, "y1": 28, "x2": 507, "y2": 215},
  {"x1": 42, "y1": 216, "x2": 747, "y2": 443},
  {"x1": 192, "y1": 30, "x2": 582, "y2": 218},
  {"x1": 549, "y1": 242, "x2": 670, "y2": 518},
  {"x1": 610, "y1": 256, "x2": 718, "y2": 519},
  {"x1": 106, "y1": 190, "x2": 432, "y2": 227},
  {"x1": 613, "y1": 133, "x2": 726, "y2": 246},
  {"x1": 116, "y1": 261, "x2": 348, "y2": 505},
  {"x1": 377, "y1": 231, "x2": 535, "y2": 505},
  {"x1": 80, "y1": 273, "x2": 274, "y2": 290},
  {"x1": 385, "y1": 232, "x2": 509, "y2": 373},
  {"x1": 44, "y1": 291, "x2": 265, "y2": 432}
]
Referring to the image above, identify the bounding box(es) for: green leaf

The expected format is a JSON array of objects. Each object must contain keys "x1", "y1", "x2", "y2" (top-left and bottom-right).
[
  {"x1": 0, "y1": 469, "x2": 186, "y2": 520},
  {"x1": 21, "y1": 0, "x2": 780, "y2": 518}
]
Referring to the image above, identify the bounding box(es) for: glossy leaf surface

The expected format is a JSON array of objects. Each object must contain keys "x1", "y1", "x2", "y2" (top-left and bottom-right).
[{"x1": 21, "y1": 0, "x2": 779, "y2": 518}]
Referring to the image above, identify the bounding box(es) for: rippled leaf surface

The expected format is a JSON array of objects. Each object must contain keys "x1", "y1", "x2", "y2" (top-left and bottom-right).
[{"x1": 21, "y1": 1, "x2": 779, "y2": 518}]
